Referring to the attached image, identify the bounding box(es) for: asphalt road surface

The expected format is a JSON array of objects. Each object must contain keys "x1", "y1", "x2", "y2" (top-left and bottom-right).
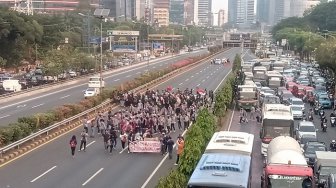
[
  {"x1": 0, "y1": 50, "x2": 208, "y2": 126},
  {"x1": 0, "y1": 47, "x2": 255, "y2": 188}
]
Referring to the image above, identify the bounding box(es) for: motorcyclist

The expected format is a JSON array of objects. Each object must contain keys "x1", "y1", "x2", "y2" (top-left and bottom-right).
[
  {"x1": 319, "y1": 108, "x2": 325, "y2": 119},
  {"x1": 308, "y1": 109, "x2": 314, "y2": 121},
  {"x1": 330, "y1": 140, "x2": 336, "y2": 152},
  {"x1": 321, "y1": 115, "x2": 327, "y2": 128}
]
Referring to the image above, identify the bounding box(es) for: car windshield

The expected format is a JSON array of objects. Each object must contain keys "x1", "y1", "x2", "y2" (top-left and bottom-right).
[
  {"x1": 292, "y1": 100, "x2": 304, "y2": 105},
  {"x1": 320, "y1": 167, "x2": 336, "y2": 176},
  {"x1": 320, "y1": 98, "x2": 329, "y2": 101},
  {"x1": 300, "y1": 126, "x2": 315, "y2": 132},
  {"x1": 283, "y1": 93, "x2": 293, "y2": 98},
  {"x1": 305, "y1": 145, "x2": 326, "y2": 154},
  {"x1": 86, "y1": 88, "x2": 95, "y2": 91},
  {"x1": 292, "y1": 106, "x2": 302, "y2": 111}
]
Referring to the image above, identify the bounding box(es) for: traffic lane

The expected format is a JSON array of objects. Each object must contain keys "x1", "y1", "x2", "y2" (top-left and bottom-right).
[
  {"x1": 0, "y1": 50, "x2": 208, "y2": 109},
  {"x1": 303, "y1": 103, "x2": 335, "y2": 149},
  {"x1": 0, "y1": 53, "x2": 199, "y2": 125},
  {"x1": 0, "y1": 50, "x2": 228, "y2": 187},
  {"x1": 229, "y1": 109, "x2": 262, "y2": 188}
]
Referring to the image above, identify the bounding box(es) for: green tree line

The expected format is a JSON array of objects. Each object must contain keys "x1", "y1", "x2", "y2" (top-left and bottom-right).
[
  {"x1": 272, "y1": 0, "x2": 336, "y2": 69},
  {"x1": 0, "y1": 8, "x2": 208, "y2": 69}
]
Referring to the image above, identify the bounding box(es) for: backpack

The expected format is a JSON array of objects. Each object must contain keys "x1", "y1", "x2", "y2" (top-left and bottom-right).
[{"x1": 70, "y1": 140, "x2": 76, "y2": 147}]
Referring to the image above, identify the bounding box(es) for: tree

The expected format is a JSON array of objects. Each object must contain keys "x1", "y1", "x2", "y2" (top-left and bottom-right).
[
  {"x1": 272, "y1": 17, "x2": 309, "y2": 36},
  {"x1": 42, "y1": 49, "x2": 70, "y2": 76},
  {"x1": 316, "y1": 40, "x2": 336, "y2": 70},
  {"x1": 306, "y1": 1, "x2": 336, "y2": 31}
]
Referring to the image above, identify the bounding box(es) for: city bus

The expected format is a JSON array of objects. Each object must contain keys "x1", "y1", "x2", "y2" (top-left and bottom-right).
[
  {"x1": 260, "y1": 104, "x2": 294, "y2": 156},
  {"x1": 188, "y1": 131, "x2": 254, "y2": 188},
  {"x1": 262, "y1": 136, "x2": 315, "y2": 188},
  {"x1": 253, "y1": 66, "x2": 268, "y2": 83},
  {"x1": 205, "y1": 131, "x2": 254, "y2": 155}
]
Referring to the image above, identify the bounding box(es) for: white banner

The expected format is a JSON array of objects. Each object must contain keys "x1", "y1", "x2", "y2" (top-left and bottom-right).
[{"x1": 112, "y1": 30, "x2": 139, "y2": 36}]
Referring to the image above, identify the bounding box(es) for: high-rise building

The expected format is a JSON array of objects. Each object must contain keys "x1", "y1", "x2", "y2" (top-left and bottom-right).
[
  {"x1": 228, "y1": 0, "x2": 255, "y2": 27},
  {"x1": 184, "y1": 0, "x2": 198, "y2": 25},
  {"x1": 153, "y1": 0, "x2": 170, "y2": 26},
  {"x1": 198, "y1": 0, "x2": 212, "y2": 26},
  {"x1": 290, "y1": 0, "x2": 320, "y2": 17},
  {"x1": 257, "y1": 0, "x2": 270, "y2": 23},
  {"x1": 170, "y1": 0, "x2": 184, "y2": 24},
  {"x1": 218, "y1": 9, "x2": 225, "y2": 27}
]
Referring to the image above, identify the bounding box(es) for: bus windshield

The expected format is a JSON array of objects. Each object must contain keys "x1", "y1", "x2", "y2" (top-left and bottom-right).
[
  {"x1": 89, "y1": 77, "x2": 100, "y2": 82},
  {"x1": 269, "y1": 175, "x2": 312, "y2": 188}
]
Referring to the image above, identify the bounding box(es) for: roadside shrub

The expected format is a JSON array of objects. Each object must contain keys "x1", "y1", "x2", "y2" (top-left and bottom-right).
[
  {"x1": 18, "y1": 116, "x2": 38, "y2": 131},
  {"x1": 17, "y1": 122, "x2": 32, "y2": 138},
  {"x1": 64, "y1": 104, "x2": 85, "y2": 116},
  {"x1": 157, "y1": 170, "x2": 188, "y2": 188},
  {"x1": 79, "y1": 99, "x2": 95, "y2": 109},
  {"x1": 0, "y1": 127, "x2": 14, "y2": 145},
  {"x1": 35, "y1": 112, "x2": 56, "y2": 129},
  {"x1": 11, "y1": 124, "x2": 24, "y2": 141},
  {"x1": 54, "y1": 105, "x2": 72, "y2": 120}
]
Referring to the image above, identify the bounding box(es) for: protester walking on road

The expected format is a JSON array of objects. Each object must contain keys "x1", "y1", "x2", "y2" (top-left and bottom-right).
[
  {"x1": 90, "y1": 119, "x2": 95, "y2": 138},
  {"x1": 167, "y1": 136, "x2": 174, "y2": 159},
  {"x1": 250, "y1": 106, "x2": 255, "y2": 120},
  {"x1": 83, "y1": 117, "x2": 89, "y2": 133},
  {"x1": 69, "y1": 135, "x2": 77, "y2": 158},
  {"x1": 175, "y1": 135, "x2": 185, "y2": 165},
  {"x1": 120, "y1": 132, "x2": 127, "y2": 149},
  {"x1": 79, "y1": 130, "x2": 88, "y2": 152}
]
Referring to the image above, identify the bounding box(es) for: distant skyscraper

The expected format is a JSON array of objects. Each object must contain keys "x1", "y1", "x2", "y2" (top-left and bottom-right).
[
  {"x1": 228, "y1": 0, "x2": 255, "y2": 27},
  {"x1": 184, "y1": 0, "x2": 198, "y2": 25},
  {"x1": 290, "y1": 0, "x2": 320, "y2": 17},
  {"x1": 257, "y1": 0, "x2": 270, "y2": 23},
  {"x1": 153, "y1": 0, "x2": 170, "y2": 26},
  {"x1": 170, "y1": 0, "x2": 184, "y2": 24},
  {"x1": 198, "y1": 0, "x2": 212, "y2": 26},
  {"x1": 218, "y1": 9, "x2": 225, "y2": 26}
]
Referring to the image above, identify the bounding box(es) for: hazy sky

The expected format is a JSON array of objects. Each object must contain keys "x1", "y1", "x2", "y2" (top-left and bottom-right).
[{"x1": 212, "y1": 0, "x2": 227, "y2": 25}]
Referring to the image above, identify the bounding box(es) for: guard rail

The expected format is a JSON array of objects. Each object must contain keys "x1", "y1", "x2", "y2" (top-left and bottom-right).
[{"x1": 0, "y1": 48, "x2": 226, "y2": 157}]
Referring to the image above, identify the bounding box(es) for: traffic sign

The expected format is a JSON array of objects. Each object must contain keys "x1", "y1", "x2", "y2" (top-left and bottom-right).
[{"x1": 107, "y1": 30, "x2": 113, "y2": 36}]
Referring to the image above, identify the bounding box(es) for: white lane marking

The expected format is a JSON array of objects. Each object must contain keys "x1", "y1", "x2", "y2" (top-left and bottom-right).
[
  {"x1": 179, "y1": 83, "x2": 183, "y2": 86},
  {"x1": 0, "y1": 53, "x2": 205, "y2": 111},
  {"x1": 82, "y1": 168, "x2": 104, "y2": 186},
  {"x1": 32, "y1": 103, "x2": 45, "y2": 109},
  {"x1": 141, "y1": 129, "x2": 188, "y2": 188},
  {"x1": 185, "y1": 79, "x2": 189, "y2": 81},
  {"x1": 210, "y1": 73, "x2": 213, "y2": 76},
  {"x1": 60, "y1": 95, "x2": 70, "y2": 99},
  {"x1": 196, "y1": 72, "x2": 199, "y2": 75},
  {"x1": 202, "y1": 79, "x2": 205, "y2": 82},
  {"x1": 17, "y1": 104, "x2": 26, "y2": 108},
  {"x1": 119, "y1": 146, "x2": 128, "y2": 154},
  {"x1": 227, "y1": 105, "x2": 236, "y2": 131},
  {"x1": 30, "y1": 166, "x2": 57, "y2": 183},
  {"x1": 206, "y1": 76, "x2": 209, "y2": 79},
  {"x1": 114, "y1": 79, "x2": 120, "y2": 82},
  {"x1": 86, "y1": 140, "x2": 96, "y2": 147},
  {"x1": 191, "y1": 75, "x2": 194, "y2": 78},
  {"x1": 214, "y1": 69, "x2": 232, "y2": 92},
  {"x1": 196, "y1": 84, "x2": 200, "y2": 87},
  {"x1": 0, "y1": 115, "x2": 10, "y2": 119},
  {"x1": 200, "y1": 70, "x2": 202, "y2": 73},
  {"x1": 152, "y1": 66, "x2": 156, "y2": 68},
  {"x1": 159, "y1": 64, "x2": 163, "y2": 66},
  {"x1": 126, "y1": 75, "x2": 131, "y2": 78}
]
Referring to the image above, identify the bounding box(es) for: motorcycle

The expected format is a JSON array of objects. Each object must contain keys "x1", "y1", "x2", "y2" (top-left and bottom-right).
[
  {"x1": 308, "y1": 115, "x2": 314, "y2": 121},
  {"x1": 331, "y1": 117, "x2": 336, "y2": 127},
  {"x1": 314, "y1": 106, "x2": 320, "y2": 115},
  {"x1": 322, "y1": 122, "x2": 327, "y2": 132}
]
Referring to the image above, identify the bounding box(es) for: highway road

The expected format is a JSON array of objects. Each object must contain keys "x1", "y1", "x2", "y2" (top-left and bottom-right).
[
  {"x1": 0, "y1": 50, "x2": 209, "y2": 126},
  {"x1": 0, "y1": 47, "x2": 256, "y2": 188}
]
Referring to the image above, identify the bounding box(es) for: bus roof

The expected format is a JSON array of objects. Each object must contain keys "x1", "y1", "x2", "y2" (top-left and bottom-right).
[
  {"x1": 254, "y1": 66, "x2": 267, "y2": 71},
  {"x1": 263, "y1": 104, "x2": 291, "y2": 113},
  {"x1": 267, "y1": 71, "x2": 283, "y2": 77},
  {"x1": 188, "y1": 153, "x2": 251, "y2": 188},
  {"x1": 205, "y1": 131, "x2": 254, "y2": 155},
  {"x1": 263, "y1": 111, "x2": 293, "y2": 120}
]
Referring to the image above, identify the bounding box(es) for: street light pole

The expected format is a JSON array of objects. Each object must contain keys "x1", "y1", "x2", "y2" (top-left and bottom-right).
[{"x1": 100, "y1": 20, "x2": 103, "y2": 93}]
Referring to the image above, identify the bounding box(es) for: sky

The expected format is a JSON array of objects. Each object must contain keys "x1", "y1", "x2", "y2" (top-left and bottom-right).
[{"x1": 212, "y1": 0, "x2": 227, "y2": 26}]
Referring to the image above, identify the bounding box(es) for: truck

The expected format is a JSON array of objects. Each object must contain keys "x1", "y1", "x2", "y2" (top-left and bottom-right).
[
  {"x1": 314, "y1": 151, "x2": 336, "y2": 188},
  {"x1": 266, "y1": 71, "x2": 283, "y2": 89},
  {"x1": 260, "y1": 104, "x2": 294, "y2": 156},
  {"x1": 2, "y1": 79, "x2": 22, "y2": 92},
  {"x1": 261, "y1": 136, "x2": 314, "y2": 188},
  {"x1": 238, "y1": 82, "x2": 258, "y2": 111}
]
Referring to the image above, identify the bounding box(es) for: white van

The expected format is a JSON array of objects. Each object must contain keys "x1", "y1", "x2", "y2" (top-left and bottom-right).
[
  {"x1": 84, "y1": 87, "x2": 100, "y2": 98},
  {"x1": 88, "y1": 76, "x2": 105, "y2": 88},
  {"x1": 3, "y1": 79, "x2": 22, "y2": 92}
]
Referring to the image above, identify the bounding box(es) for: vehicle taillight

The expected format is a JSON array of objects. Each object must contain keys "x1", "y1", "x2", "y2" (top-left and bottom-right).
[{"x1": 262, "y1": 137, "x2": 272, "y2": 144}]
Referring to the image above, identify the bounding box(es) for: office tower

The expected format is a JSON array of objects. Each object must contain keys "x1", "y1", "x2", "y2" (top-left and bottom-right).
[
  {"x1": 198, "y1": 0, "x2": 212, "y2": 26},
  {"x1": 170, "y1": 0, "x2": 184, "y2": 24},
  {"x1": 228, "y1": 0, "x2": 255, "y2": 27},
  {"x1": 218, "y1": 9, "x2": 225, "y2": 26}
]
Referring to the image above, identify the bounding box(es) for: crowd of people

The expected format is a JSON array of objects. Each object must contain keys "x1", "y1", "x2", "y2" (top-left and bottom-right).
[{"x1": 69, "y1": 87, "x2": 214, "y2": 164}]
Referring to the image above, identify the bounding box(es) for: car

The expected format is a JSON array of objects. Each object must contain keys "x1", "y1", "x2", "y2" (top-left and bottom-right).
[
  {"x1": 288, "y1": 97, "x2": 305, "y2": 110},
  {"x1": 277, "y1": 87, "x2": 287, "y2": 97},
  {"x1": 291, "y1": 105, "x2": 304, "y2": 119},
  {"x1": 84, "y1": 87, "x2": 100, "y2": 98},
  {"x1": 255, "y1": 82, "x2": 262, "y2": 91},
  {"x1": 326, "y1": 174, "x2": 336, "y2": 188},
  {"x1": 68, "y1": 71, "x2": 77, "y2": 77},
  {"x1": 303, "y1": 141, "x2": 327, "y2": 166},
  {"x1": 295, "y1": 121, "x2": 317, "y2": 140},
  {"x1": 318, "y1": 96, "x2": 332, "y2": 109},
  {"x1": 298, "y1": 134, "x2": 317, "y2": 148},
  {"x1": 280, "y1": 90, "x2": 294, "y2": 104},
  {"x1": 214, "y1": 59, "x2": 222, "y2": 65}
]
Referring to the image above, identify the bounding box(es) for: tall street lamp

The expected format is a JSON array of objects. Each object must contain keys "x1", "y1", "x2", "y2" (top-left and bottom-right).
[{"x1": 94, "y1": 8, "x2": 110, "y2": 94}]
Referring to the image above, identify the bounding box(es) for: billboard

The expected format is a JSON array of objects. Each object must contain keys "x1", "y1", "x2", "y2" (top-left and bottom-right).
[
  {"x1": 152, "y1": 42, "x2": 164, "y2": 51},
  {"x1": 113, "y1": 45, "x2": 136, "y2": 52},
  {"x1": 107, "y1": 30, "x2": 139, "y2": 36}
]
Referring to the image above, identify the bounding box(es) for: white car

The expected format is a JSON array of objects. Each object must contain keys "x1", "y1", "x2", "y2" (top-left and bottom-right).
[
  {"x1": 84, "y1": 87, "x2": 100, "y2": 98},
  {"x1": 288, "y1": 97, "x2": 305, "y2": 111},
  {"x1": 291, "y1": 105, "x2": 303, "y2": 119},
  {"x1": 295, "y1": 121, "x2": 317, "y2": 140},
  {"x1": 214, "y1": 59, "x2": 222, "y2": 65},
  {"x1": 68, "y1": 71, "x2": 77, "y2": 77}
]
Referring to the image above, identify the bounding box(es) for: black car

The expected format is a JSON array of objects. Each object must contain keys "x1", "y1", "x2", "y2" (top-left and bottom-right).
[{"x1": 303, "y1": 141, "x2": 327, "y2": 166}]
